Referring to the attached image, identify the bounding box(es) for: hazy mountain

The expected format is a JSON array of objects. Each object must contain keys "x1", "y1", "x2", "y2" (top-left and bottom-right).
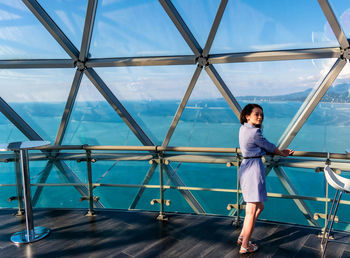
[{"x1": 237, "y1": 83, "x2": 350, "y2": 103}]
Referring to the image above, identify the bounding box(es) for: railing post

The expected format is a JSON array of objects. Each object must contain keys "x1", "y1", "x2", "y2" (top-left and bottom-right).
[
  {"x1": 236, "y1": 154, "x2": 241, "y2": 227},
  {"x1": 86, "y1": 149, "x2": 95, "y2": 216},
  {"x1": 14, "y1": 150, "x2": 24, "y2": 216},
  {"x1": 157, "y1": 151, "x2": 167, "y2": 221}
]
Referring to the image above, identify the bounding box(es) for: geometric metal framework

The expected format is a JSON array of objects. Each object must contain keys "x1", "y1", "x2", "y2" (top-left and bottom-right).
[{"x1": 0, "y1": 0, "x2": 350, "y2": 227}]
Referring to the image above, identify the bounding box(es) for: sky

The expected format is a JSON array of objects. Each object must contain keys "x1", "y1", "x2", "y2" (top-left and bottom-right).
[{"x1": 0, "y1": 0, "x2": 350, "y2": 102}]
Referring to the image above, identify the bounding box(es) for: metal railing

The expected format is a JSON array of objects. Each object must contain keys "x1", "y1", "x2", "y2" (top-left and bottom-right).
[{"x1": 1, "y1": 145, "x2": 350, "y2": 230}]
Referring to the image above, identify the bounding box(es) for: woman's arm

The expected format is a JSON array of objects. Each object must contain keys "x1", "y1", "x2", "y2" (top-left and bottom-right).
[{"x1": 274, "y1": 148, "x2": 294, "y2": 157}]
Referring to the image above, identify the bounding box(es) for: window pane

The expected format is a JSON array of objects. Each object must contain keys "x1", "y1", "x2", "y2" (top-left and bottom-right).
[
  {"x1": 212, "y1": 0, "x2": 339, "y2": 54},
  {"x1": 38, "y1": 0, "x2": 88, "y2": 50},
  {"x1": 90, "y1": 0, "x2": 193, "y2": 57},
  {"x1": 0, "y1": 69, "x2": 76, "y2": 142},
  {"x1": 0, "y1": 0, "x2": 70, "y2": 59},
  {"x1": 329, "y1": 0, "x2": 350, "y2": 39}
]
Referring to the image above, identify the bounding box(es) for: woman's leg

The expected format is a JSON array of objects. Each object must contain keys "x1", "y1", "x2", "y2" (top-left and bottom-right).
[
  {"x1": 239, "y1": 202, "x2": 264, "y2": 246},
  {"x1": 240, "y1": 202, "x2": 258, "y2": 248}
]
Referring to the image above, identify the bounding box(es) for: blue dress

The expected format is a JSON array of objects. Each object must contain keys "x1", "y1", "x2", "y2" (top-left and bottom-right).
[{"x1": 239, "y1": 123, "x2": 276, "y2": 202}]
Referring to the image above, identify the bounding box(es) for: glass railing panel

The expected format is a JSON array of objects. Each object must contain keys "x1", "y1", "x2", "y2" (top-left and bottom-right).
[
  {"x1": 0, "y1": 69, "x2": 76, "y2": 143},
  {"x1": 329, "y1": 0, "x2": 350, "y2": 39},
  {"x1": 37, "y1": 0, "x2": 88, "y2": 50},
  {"x1": 31, "y1": 160, "x2": 86, "y2": 208},
  {"x1": 212, "y1": 0, "x2": 339, "y2": 54},
  {"x1": 291, "y1": 62, "x2": 350, "y2": 152},
  {"x1": 90, "y1": 0, "x2": 192, "y2": 58},
  {"x1": 95, "y1": 66, "x2": 196, "y2": 145},
  {"x1": 171, "y1": 0, "x2": 220, "y2": 48},
  {"x1": 169, "y1": 71, "x2": 239, "y2": 147},
  {"x1": 215, "y1": 59, "x2": 337, "y2": 144},
  {"x1": 0, "y1": 161, "x2": 17, "y2": 208},
  {"x1": 62, "y1": 75, "x2": 141, "y2": 146},
  {"x1": 0, "y1": 0, "x2": 70, "y2": 59},
  {"x1": 92, "y1": 160, "x2": 159, "y2": 210}
]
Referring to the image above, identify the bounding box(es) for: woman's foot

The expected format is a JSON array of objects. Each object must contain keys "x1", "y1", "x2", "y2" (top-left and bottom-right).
[
  {"x1": 237, "y1": 236, "x2": 255, "y2": 247},
  {"x1": 239, "y1": 243, "x2": 258, "y2": 254}
]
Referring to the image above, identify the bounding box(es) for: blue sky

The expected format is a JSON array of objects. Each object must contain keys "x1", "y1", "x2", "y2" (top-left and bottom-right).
[{"x1": 0, "y1": 0, "x2": 350, "y2": 102}]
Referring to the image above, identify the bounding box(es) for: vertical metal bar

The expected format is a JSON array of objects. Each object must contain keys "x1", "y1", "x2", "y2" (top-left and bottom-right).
[
  {"x1": 158, "y1": 157, "x2": 165, "y2": 219},
  {"x1": 14, "y1": 151, "x2": 24, "y2": 216},
  {"x1": 20, "y1": 149, "x2": 34, "y2": 240},
  {"x1": 79, "y1": 0, "x2": 98, "y2": 62},
  {"x1": 84, "y1": 68, "x2": 154, "y2": 146},
  {"x1": 86, "y1": 150, "x2": 94, "y2": 215},
  {"x1": 162, "y1": 65, "x2": 202, "y2": 147},
  {"x1": 205, "y1": 64, "x2": 242, "y2": 119},
  {"x1": 202, "y1": 0, "x2": 228, "y2": 58},
  {"x1": 278, "y1": 58, "x2": 347, "y2": 149},
  {"x1": 55, "y1": 70, "x2": 83, "y2": 145},
  {"x1": 159, "y1": 0, "x2": 202, "y2": 57},
  {"x1": 325, "y1": 182, "x2": 329, "y2": 229},
  {"x1": 236, "y1": 159, "x2": 240, "y2": 227},
  {"x1": 317, "y1": 0, "x2": 350, "y2": 49}
]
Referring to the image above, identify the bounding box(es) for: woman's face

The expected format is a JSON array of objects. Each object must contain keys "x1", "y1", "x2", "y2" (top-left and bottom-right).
[{"x1": 246, "y1": 107, "x2": 263, "y2": 126}]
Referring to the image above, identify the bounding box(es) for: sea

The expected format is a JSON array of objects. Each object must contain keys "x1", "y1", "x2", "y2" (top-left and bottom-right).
[{"x1": 0, "y1": 99, "x2": 350, "y2": 230}]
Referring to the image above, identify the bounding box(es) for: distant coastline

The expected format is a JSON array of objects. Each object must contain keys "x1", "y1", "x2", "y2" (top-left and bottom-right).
[{"x1": 237, "y1": 83, "x2": 350, "y2": 103}]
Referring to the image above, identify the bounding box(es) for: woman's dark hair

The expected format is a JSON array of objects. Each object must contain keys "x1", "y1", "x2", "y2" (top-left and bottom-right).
[{"x1": 240, "y1": 103, "x2": 264, "y2": 126}]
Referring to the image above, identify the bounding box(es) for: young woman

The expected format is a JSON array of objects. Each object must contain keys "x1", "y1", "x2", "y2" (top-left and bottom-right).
[{"x1": 237, "y1": 103, "x2": 293, "y2": 254}]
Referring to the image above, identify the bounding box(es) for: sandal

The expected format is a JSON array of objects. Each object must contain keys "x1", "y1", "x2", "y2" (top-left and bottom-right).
[
  {"x1": 237, "y1": 236, "x2": 255, "y2": 246},
  {"x1": 239, "y1": 243, "x2": 258, "y2": 254}
]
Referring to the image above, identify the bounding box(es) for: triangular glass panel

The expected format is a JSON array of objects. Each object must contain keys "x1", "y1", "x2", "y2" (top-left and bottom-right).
[
  {"x1": 328, "y1": 0, "x2": 350, "y2": 42},
  {"x1": 212, "y1": 0, "x2": 339, "y2": 54},
  {"x1": 171, "y1": 0, "x2": 220, "y2": 48},
  {"x1": 0, "y1": 112, "x2": 28, "y2": 143},
  {"x1": 169, "y1": 69, "x2": 238, "y2": 147},
  {"x1": 215, "y1": 59, "x2": 337, "y2": 144},
  {"x1": 291, "y1": 62, "x2": 350, "y2": 153},
  {"x1": 95, "y1": 66, "x2": 196, "y2": 145},
  {"x1": 0, "y1": 0, "x2": 70, "y2": 59},
  {"x1": 38, "y1": 0, "x2": 88, "y2": 50},
  {"x1": 62, "y1": 75, "x2": 141, "y2": 145},
  {"x1": 0, "y1": 69, "x2": 76, "y2": 142},
  {"x1": 90, "y1": 0, "x2": 193, "y2": 57}
]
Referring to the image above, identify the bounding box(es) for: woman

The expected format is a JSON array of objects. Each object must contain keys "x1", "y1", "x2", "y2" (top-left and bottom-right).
[{"x1": 237, "y1": 103, "x2": 293, "y2": 254}]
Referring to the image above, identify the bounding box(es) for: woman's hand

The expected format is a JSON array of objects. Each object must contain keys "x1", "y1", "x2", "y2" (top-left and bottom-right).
[
  {"x1": 280, "y1": 149, "x2": 294, "y2": 157},
  {"x1": 274, "y1": 148, "x2": 294, "y2": 157}
]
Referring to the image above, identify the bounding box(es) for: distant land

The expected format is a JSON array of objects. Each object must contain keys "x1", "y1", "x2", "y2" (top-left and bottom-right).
[{"x1": 237, "y1": 83, "x2": 350, "y2": 103}]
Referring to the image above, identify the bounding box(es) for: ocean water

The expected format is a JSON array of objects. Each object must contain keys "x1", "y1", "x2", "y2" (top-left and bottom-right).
[{"x1": 0, "y1": 100, "x2": 350, "y2": 230}]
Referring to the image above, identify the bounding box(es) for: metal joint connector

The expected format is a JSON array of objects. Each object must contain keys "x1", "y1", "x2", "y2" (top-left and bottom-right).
[
  {"x1": 197, "y1": 56, "x2": 208, "y2": 67},
  {"x1": 75, "y1": 60, "x2": 86, "y2": 71}
]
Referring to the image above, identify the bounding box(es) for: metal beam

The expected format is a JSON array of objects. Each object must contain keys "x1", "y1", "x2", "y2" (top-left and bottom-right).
[
  {"x1": 54, "y1": 160, "x2": 104, "y2": 208},
  {"x1": 163, "y1": 165, "x2": 205, "y2": 214},
  {"x1": 162, "y1": 65, "x2": 202, "y2": 147},
  {"x1": 55, "y1": 70, "x2": 83, "y2": 145},
  {"x1": 79, "y1": 0, "x2": 98, "y2": 61},
  {"x1": 317, "y1": 0, "x2": 350, "y2": 49},
  {"x1": 84, "y1": 68, "x2": 154, "y2": 146},
  {"x1": 202, "y1": 0, "x2": 228, "y2": 58},
  {"x1": 273, "y1": 166, "x2": 319, "y2": 227},
  {"x1": 159, "y1": 0, "x2": 202, "y2": 57},
  {"x1": 209, "y1": 47, "x2": 341, "y2": 64},
  {"x1": 205, "y1": 64, "x2": 242, "y2": 119},
  {"x1": 0, "y1": 97, "x2": 43, "y2": 141},
  {"x1": 129, "y1": 163, "x2": 158, "y2": 209},
  {"x1": 86, "y1": 55, "x2": 196, "y2": 67},
  {"x1": 0, "y1": 59, "x2": 74, "y2": 69},
  {"x1": 278, "y1": 58, "x2": 346, "y2": 149},
  {"x1": 22, "y1": 0, "x2": 79, "y2": 60}
]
